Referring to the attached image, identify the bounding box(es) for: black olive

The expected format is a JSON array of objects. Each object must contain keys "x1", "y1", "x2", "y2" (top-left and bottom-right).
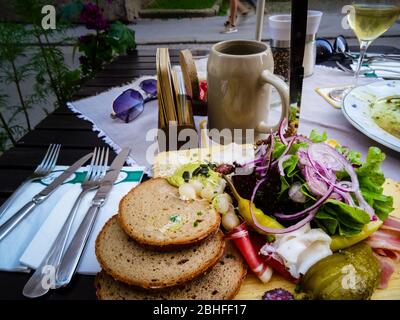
[
  {"x1": 192, "y1": 167, "x2": 201, "y2": 176},
  {"x1": 182, "y1": 171, "x2": 190, "y2": 182}
]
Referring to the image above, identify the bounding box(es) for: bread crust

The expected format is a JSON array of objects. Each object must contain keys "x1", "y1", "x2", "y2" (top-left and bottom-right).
[
  {"x1": 95, "y1": 241, "x2": 248, "y2": 300},
  {"x1": 95, "y1": 215, "x2": 225, "y2": 289},
  {"x1": 118, "y1": 178, "x2": 221, "y2": 249}
]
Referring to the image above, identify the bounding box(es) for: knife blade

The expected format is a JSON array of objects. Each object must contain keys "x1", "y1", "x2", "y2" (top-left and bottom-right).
[
  {"x1": 92, "y1": 147, "x2": 131, "y2": 204},
  {"x1": 0, "y1": 152, "x2": 93, "y2": 241},
  {"x1": 55, "y1": 148, "x2": 131, "y2": 287}
]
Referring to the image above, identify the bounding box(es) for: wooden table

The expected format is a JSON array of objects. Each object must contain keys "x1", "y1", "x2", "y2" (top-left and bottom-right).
[{"x1": 0, "y1": 46, "x2": 399, "y2": 300}]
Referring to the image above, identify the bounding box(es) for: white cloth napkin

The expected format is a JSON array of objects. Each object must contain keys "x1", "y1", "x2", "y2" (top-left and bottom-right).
[
  {"x1": 0, "y1": 165, "x2": 144, "y2": 274},
  {"x1": 351, "y1": 61, "x2": 400, "y2": 79},
  {"x1": 19, "y1": 165, "x2": 144, "y2": 275},
  {"x1": 0, "y1": 167, "x2": 83, "y2": 272}
]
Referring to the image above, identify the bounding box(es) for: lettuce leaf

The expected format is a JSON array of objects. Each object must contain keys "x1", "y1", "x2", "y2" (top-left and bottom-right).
[
  {"x1": 309, "y1": 130, "x2": 327, "y2": 143},
  {"x1": 273, "y1": 140, "x2": 286, "y2": 159},
  {"x1": 279, "y1": 155, "x2": 299, "y2": 194},
  {"x1": 356, "y1": 147, "x2": 393, "y2": 221},
  {"x1": 315, "y1": 199, "x2": 370, "y2": 236},
  {"x1": 335, "y1": 146, "x2": 362, "y2": 166}
]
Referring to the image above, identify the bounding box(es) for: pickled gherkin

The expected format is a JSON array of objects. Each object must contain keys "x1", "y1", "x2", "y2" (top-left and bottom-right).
[{"x1": 300, "y1": 243, "x2": 380, "y2": 300}]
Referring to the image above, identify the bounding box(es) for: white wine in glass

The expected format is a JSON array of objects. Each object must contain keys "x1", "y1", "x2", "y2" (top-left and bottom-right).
[
  {"x1": 348, "y1": 4, "x2": 400, "y2": 42},
  {"x1": 329, "y1": 1, "x2": 400, "y2": 101}
]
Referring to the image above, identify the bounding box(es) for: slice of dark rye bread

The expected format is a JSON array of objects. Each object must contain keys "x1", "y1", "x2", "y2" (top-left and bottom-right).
[
  {"x1": 95, "y1": 215, "x2": 226, "y2": 289},
  {"x1": 95, "y1": 242, "x2": 247, "y2": 300},
  {"x1": 118, "y1": 178, "x2": 221, "y2": 248}
]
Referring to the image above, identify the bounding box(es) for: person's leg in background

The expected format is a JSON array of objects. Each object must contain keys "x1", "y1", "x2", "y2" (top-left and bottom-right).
[
  {"x1": 222, "y1": 0, "x2": 239, "y2": 33},
  {"x1": 243, "y1": 0, "x2": 257, "y2": 11},
  {"x1": 222, "y1": 0, "x2": 251, "y2": 33}
]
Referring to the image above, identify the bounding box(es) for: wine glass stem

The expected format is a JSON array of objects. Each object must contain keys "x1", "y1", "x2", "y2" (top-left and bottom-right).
[{"x1": 354, "y1": 40, "x2": 372, "y2": 86}]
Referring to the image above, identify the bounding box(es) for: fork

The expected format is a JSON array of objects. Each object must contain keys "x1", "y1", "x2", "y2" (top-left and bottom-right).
[
  {"x1": 23, "y1": 147, "x2": 109, "y2": 298},
  {"x1": 336, "y1": 61, "x2": 400, "y2": 76},
  {"x1": 0, "y1": 144, "x2": 61, "y2": 220}
]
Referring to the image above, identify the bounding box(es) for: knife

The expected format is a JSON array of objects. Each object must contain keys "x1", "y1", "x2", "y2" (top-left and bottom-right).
[
  {"x1": 55, "y1": 147, "x2": 131, "y2": 287},
  {"x1": 0, "y1": 152, "x2": 93, "y2": 241}
]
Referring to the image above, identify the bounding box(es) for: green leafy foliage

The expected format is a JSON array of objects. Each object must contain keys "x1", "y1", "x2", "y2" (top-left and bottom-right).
[
  {"x1": 356, "y1": 147, "x2": 394, "y2": 221},
  {"x1": 0, "y1": 93, "x2": 27, "y2": 151},
  {"x1": 0, "y1": 1, "x2": 137, "y2": 153},
  {"x1": 67, "y1": 1, "x2": 137, "y2": 77},
  {"x1": 59, "y1": 0, "x2": 84, "y2": 21},
  {"x1": 0, "y1": 23, "x2": 33, "y2": 132},
  {"x1": 108, "y1": 21, "x2": 137, "y2": 54},
  {"x1": 316, "y1": 199, "x2": 371, "y2": 236},
  {"x1": 309, "y1": 130, "x2": 327, "y2": 143}
]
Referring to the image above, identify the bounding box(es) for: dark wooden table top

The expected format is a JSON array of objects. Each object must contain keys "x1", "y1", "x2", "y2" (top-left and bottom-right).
[{"x1": 0, "y1": 46, "x2": 399, "y2": 300}]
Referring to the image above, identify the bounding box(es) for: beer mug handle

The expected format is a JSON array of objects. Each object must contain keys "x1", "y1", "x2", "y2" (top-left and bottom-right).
[{"x1": 257, "y1": 69, "x2": 290, "y2": 133}]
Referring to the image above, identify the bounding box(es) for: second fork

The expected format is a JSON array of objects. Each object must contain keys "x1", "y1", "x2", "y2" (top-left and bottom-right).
[{"x1": 23, "y1": 147, "x2": 109, "y2": 298}]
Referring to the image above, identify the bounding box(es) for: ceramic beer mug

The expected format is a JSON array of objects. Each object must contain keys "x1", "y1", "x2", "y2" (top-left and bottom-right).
[{"x1": 207, "y1": 40, "x2": 289, "y2": 142}]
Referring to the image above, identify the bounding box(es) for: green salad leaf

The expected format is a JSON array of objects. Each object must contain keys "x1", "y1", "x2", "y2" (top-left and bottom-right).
[
  {"x1": 356, "y1": 147, "x2": 394, "y2": 221},
  {"x1": 279, "y1": 155, "x2": 299, "y2": 194},
  {"x1": 309, "y1": 130, "x2": 327, "y2": 143},
  {"x1": 273, "y1": 140, "x2": 286, "y2": 159},
  {"x1": 315, "y1": 199, "x2": 370, "y2": 236},
  {"x1": 335, "y1": 146, "x2": 363, "y2": 166}
]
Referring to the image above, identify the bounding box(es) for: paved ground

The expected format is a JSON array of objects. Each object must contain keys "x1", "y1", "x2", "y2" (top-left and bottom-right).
[{"x1": 59, "y1": 13, "x2": 400, "y2": 45}]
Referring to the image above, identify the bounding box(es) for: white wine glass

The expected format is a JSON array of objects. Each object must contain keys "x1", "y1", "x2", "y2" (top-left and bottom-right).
[{"x1": 329, "y1": 0, "x2": 400, "y2": 101}]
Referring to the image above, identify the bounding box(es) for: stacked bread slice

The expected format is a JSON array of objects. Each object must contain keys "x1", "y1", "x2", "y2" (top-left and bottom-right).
[{"x1": 95, "y1": 178, "x2": 247, "y2": 300}]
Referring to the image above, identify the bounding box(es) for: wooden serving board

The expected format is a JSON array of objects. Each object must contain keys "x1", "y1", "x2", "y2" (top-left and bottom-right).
[
  {"x1": 235, "y1": 179, "x2": 400, "y2": 300},
  {"x1": 154, "y1": 148, "x2": 400, "y2": 300}
]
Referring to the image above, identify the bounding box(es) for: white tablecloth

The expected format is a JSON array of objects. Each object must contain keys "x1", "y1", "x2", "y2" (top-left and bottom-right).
[
  {"x1": 299, "y1": 66, "x2": 399, "y2": 181},
  {"x1": 68, "y1": 65, "x2": 399, "y2": 181}
]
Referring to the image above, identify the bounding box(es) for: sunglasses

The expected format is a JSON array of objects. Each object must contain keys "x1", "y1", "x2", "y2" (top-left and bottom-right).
[
  {"x1": 111, "y1": 79, "x2": 157, "y2": 123},
  {"x1": 316, "y1": 35, "x2": 349, "y2": 63}
]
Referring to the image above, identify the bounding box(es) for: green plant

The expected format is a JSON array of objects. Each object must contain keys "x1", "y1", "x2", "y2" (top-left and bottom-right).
[
  {"x1": 12, "y1": 0, "x2": 66, "y2": 108},
  {"x1": 0, "y1": 23, "x2": 33, "y2": 132},
  {"x1": 218, "y1": 0, "x2": 230, "y2": 16},
  {"x1": 69, "y1": 1, "x2": 136, "y2": 77},
  {"x1": 0, "y1": 93, "x2": 26, "y2": 152},
  {"x1": 12, "y1": 0, "x2": 82, "y2": 111}
]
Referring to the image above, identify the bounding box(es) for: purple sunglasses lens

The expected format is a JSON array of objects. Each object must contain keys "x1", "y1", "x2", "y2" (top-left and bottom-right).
[
  {"x1": 113, "y1": 89, "x2": 144, "y2": 122},
  {"x1": 140, "y1": 79, "x2": 157, "y2": 96}
]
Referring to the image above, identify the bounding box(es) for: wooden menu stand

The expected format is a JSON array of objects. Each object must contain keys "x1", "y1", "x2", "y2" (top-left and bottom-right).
[{"x1": 158, "y1": 119, "x2": 199, "y2": 152}]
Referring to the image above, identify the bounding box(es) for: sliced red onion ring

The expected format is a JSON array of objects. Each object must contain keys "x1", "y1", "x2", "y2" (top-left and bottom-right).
[
  {"x1": 335, "y1": 189, "x2": 356, "y2": 206},
  {"x1": 308, "y1": 143, "x2": 347, "y2": 171},
  {"x1": 278, "y1": 118, "x2": 288, "y2": 146},
  {"x1": 278, "y1": 155, "x2": 292, "y2": 176},
  {"x1": 250, "y1": 203, "x2": 319, "y2": 234},
  {"x1": 307, "y1": 143, "x2": 375, "y2": 218},
  {"x1": 355, "y1": 189, "x2": 375, "y2": 216},
  {"x1": 274, "y1": 185, "x2": 334, "y2": 221},
  {"x1": 288, "y1": 182, "x2": 306, "y2": 203},
  {"x1": 307, "y1": 144, "x2": 356, "y2": 192},
  {"x1": 303, "y1": 165, "x2": 329, "y2": 197}
]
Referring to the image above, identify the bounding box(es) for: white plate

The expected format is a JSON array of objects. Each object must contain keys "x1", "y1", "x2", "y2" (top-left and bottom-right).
[{"x1": 342, "y1": 80, "x2": 400, "y2": 152}]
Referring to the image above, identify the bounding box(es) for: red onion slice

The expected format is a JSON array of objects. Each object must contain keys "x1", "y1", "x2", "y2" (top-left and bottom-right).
[
  {"x1": 307, "y1": 143, "x2": 375, "y2": 218},
  {"x1": 303, "y1": 165, "x2": 329, "y2": 197},
  {"x1": 274, "y1": 185, "x2": 334, "y2": 221},
  {"x1": 278, "y1": 118, "x2": 288, "y2": 146},
  {"x1": 278, "y1": 155, "x2": 293, "y2": 176}
]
